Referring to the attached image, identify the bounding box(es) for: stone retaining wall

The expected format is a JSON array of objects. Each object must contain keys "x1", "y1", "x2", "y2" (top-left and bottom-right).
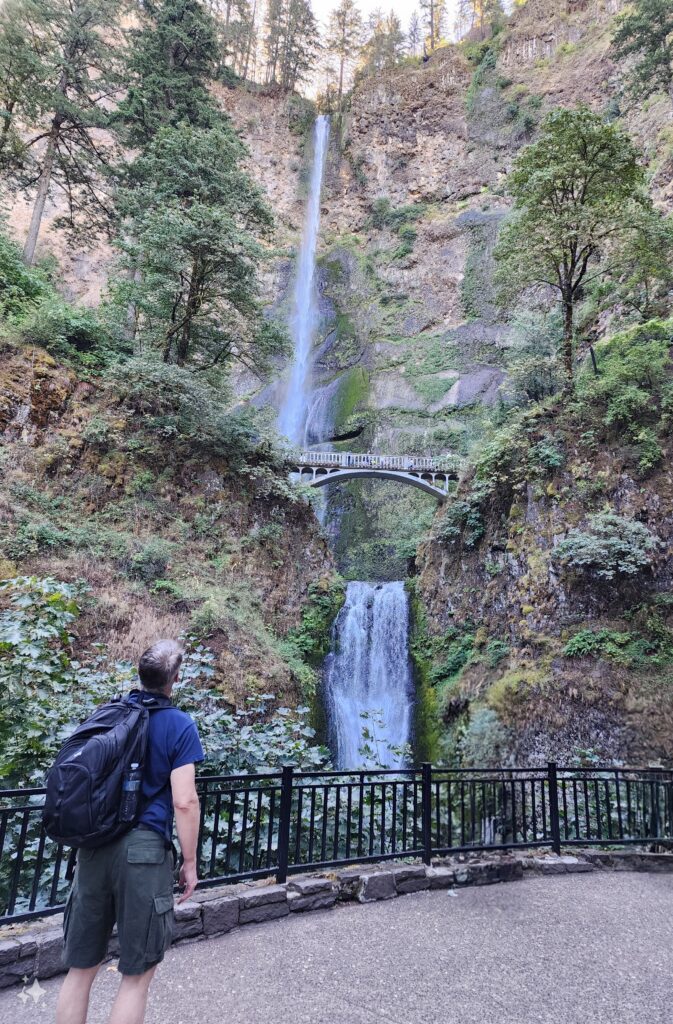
[{"x1": 1, "y1": 849, "x2": 671, "y2": 989}]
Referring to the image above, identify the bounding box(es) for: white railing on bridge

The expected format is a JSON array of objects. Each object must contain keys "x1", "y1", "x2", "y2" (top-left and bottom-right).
[{"x1": 297, "y1": 451, "x2": 460, "y2": 474}]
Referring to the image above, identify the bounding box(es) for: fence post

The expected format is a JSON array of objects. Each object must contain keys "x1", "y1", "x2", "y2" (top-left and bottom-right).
[
  {"x1": 547, "y1": 762, "x2": 562, "y2": 855},
  {"x1": 421, "y1": 762, "x2": 433, "y2": 866},
  {"x1": 276, "y1": 765, "x2": 294, "y2": 884}
]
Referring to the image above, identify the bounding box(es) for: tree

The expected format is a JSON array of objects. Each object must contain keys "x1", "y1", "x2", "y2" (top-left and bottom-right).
[
  {"x1": 494, "y1": 107, "x2": 654, "y2": 386},
  {"x1": 0, "y1": 0, "x2": 124, "y2": 265},
  {"x1": 210, "y1": 0, "x2": 257, "y2": 80},
  {"x1": 612, "y1": 0, "x2": 673, "y2": 106},
  {"x1": 114, "y1": 123, "x2": 286, "y2": 371},
  {"x1": 420, "y1": 0, "x2": 446, "y2": 52},
  {"x1": 407, "y1": 10, "x2": 422, "y2": 57},
  {"x1": 263, "y1": 0, "x2": 319, "y2": 91},
  {"x1": 455, "y1": 0, "x2": 503, "y2": 39},
  {"x1": 115, "y1": 0, "x2": 221, "y2": 148},
  {"x1": 325, "y1": 0, "x2": 363, "y2": 105},
  {"x1": 358, "y1": 9, "x2": 406, "y2": 78}
]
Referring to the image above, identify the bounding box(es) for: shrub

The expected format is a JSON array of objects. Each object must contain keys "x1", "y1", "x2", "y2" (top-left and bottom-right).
[
  {"x1": 437, "y1": 500, "x2": 484, "y2": 548},
  {"x1": 485, "y1": 639, "x2": 510, "y2": 667},
  {"x1": 0, "y1": 577, "x2": 117, "y2": 783},
  {"x1": 17, "y1": 296, "x2": 112, "y2": 366},
  {"x1": 459, "y1": 708, "x2": 510, "y2": 767},
  {"x1": 429, "y1": 629, "x2": 475, "y2": 686},
  {"x1": 576, "y1": 319, "x2": 671, "y2": 435},
  {"x1": 528, "y1": 438, "x2": 564, "y2": 474},
  {"x1": 127, "y1": 538, "x2": 173, "y2": 583},
  {"x1": 106, "y1": 359, "x2": 274, "y2": 467},
  {"x1": 0, "y1": 231, "x2": 46, "y2": 317},
  {"x1": 555, "y1": 512, "x2": 657, "y2": 581},
  {"x1": 563, "y1": 627, "x2": 659, "y2": 664}
]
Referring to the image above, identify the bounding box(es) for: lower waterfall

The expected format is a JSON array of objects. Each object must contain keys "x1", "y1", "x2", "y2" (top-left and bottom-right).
[{"x1": 323, "y1": 581, "x2": 414, "y2": 769}]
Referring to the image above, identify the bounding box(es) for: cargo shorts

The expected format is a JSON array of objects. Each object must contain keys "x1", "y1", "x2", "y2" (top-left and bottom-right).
[{"x1": 63, "y1": 827, "x2": 175, "y2": 976}]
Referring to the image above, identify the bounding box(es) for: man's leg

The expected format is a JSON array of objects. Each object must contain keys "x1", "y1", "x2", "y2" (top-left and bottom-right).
[
  {"x1": 55, "y1": 964, "x2": 101, "y2": 1024},
  {"x1": 108, "y1": 966, "x2": 157, "y2": 1024}
]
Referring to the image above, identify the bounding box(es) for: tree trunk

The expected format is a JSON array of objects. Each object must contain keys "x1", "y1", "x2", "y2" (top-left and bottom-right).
[
  {"x1": 176, "y1": 262, "x2": 201, "y2": 365},
  {"x1": 562, "y1": 294, "x2": 574, "y2": 388},
  {"x1": 338, "y1": 54, "x2": 344, "y2": 105},
  {"x1": 23, "y1": 123, "x2": 59, "y2": 265}
]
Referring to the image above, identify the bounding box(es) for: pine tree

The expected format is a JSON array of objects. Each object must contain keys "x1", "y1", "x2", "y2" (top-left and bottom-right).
[
  {"x1": 419, "y1": 0, "x2": 446, "y2": 52},
  {"x1": 407, "y1": 10, "x2": 422, "y2": 57},
  {"x1": 116, "y1": 0, "x2": 221, "y2": 148},
  {"x1": 612, "y1": 0, "x2": 673, "y2": 106},
  {"x1": 358, "y1": 9, "x2": 406, "y2": 77},
  {"x1": 0, "y1": 0, "x2": 124, "y2": 264},
  {"x1": 264, "y1": 0, "x2": 319, "y2": 92},
  {"x1": 115, "y1": 123, "x2": 285, "y2": 369},
  {"x1": 325, "y1": 0, "x2": 363, "y2": 105}
]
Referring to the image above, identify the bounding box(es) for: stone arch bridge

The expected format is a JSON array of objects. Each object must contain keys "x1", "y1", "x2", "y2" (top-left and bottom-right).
[{"x1": 289, "y1": 451, "x2": 462, "y2": 501}]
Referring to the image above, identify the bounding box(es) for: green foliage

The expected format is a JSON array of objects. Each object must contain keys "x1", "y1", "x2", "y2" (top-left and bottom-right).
[
  {"x1": 16, "y1": 295, "x2": 116, "y2": 367},
  {"x1": 466, "y1": 42, "x2": 498, "y2": 112},
  {"x1": 175, "y1": 688, "x2": 330, "y2": 774},
  {"x1": 485, "y1": 638, "x2": 510, "y2": 668},
  {"x1": 437, "y1": 499, "x2": 485, "y2": 549},
  {"x1": 494, "y1": 106, "x2": 656, "y2": 382},
  {"x1": 555, "y1": 512, "x2": 658, "y2": 582},
  {"x1": 0, "y1": 0, "x2": 124, "y2": 259},
  {"x1": 369, "y1": 198, "x2": 425, "y2": 260},
  {"x1": 575, "y1": 319, "x2": 672, "y2": 472},
  {"x1": 356, "y1": 9, "x2": 406, "y2": 78},
  {"x1": 358, "y1": 708, "x2": 412, "y2": 768},
  {"x1": 0, "y1": 230, "x2": 46, "y2": 316},
  {"x1": 113, "y1": 122, "x2": 286, "y2": 371},
  {"x1": 506, "y1": 309, "x2": 563, "y2": 405},
  {"x1": 612, "y1": 0, "x2": 673, "y2": 104},
  {"x1": 528, "y1": 438, "x2": 564, "y2": 474},
  {"x1": 0, "y1": 577, "x2": 116, "y2": 783},
  {"x1": 459, "y1": 708, "x2": 509, "y2": 767},
  {"x1": 428, "y1": 627, "x2": 476, "y2": 687},
  {"x1": 284, "y1": 578, "x2": 346, "y2": 666},
  {"x1": 0, "y1": 576, "x2": 331, "y2": 785},
  {"x1": 105, "y1": 359, "x2": 277, "y2": 467},
  {"x1": 127, "y1": 538, "x2": 173, "y2": 584},
  {"x1": 563, "y1": 628, "x2": 637, "y2": 660},
  {"x1": 115, "y1": 0, "x2": 221, "y2": 148}
]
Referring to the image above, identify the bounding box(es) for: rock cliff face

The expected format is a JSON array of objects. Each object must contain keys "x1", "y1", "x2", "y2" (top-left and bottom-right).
[{"x1": 0, "y1": 342, "x2": 334, "y2": 704}]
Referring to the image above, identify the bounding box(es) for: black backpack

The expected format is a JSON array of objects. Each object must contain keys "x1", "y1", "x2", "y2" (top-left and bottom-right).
[{"x1": 42, "y1": 690, "x2": 172, "y2": 849}]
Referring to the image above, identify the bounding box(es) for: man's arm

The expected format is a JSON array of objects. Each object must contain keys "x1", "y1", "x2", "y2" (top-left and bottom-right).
[{"x1": 171, "y1": 762, "x2": 200, "y2": 904}]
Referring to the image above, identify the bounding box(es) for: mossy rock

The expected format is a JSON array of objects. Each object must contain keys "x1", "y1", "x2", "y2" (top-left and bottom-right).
[{"x1": 331, "y1": 366, "x2": 369, "y2": 437}]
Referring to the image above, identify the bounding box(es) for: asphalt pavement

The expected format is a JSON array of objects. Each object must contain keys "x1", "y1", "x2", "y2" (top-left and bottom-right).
[{"x1": 2, "y1": 873, "x2": 672, "y2": 1024}]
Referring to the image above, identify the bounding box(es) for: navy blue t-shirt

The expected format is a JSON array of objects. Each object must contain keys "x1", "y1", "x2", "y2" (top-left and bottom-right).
[{"x1": 127, "y1": 690, "x2": 204, "y2": 842}]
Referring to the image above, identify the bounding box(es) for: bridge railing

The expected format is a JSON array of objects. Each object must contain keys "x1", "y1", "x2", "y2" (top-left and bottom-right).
[
  {"x1": 2, "y1": 764, "x2": 671, "y2": 924},
  {"x1": 297, "y1": 451, "x2": 461, "y2": 474}
]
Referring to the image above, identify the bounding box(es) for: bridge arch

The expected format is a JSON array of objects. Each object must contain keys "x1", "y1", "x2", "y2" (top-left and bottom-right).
[
  {"x1": 289, "y1": 451, "x2": 462, "y2": 503},
  {"x1": 301, "y1": 467, "x2": 449, "y2": 500}
]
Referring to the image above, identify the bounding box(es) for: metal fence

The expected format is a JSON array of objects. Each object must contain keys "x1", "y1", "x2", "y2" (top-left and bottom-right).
[{"x1": 2, "y1": 764, "x2": 672, "y2": 925}]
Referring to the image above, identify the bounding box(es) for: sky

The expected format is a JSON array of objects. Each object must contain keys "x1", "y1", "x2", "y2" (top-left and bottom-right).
[{"x1": 315, "y1": 0, "x2": 460, "y2": 35}]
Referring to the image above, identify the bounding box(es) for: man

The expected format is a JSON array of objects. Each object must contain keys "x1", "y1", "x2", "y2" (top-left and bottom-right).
[{"x1": 55, "y1": 640, "x2": 204, "y2": 1024}]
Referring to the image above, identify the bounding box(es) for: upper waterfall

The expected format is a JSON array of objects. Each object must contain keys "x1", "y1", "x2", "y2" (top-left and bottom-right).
[{"x1": 278, "y1": 114, "x2": 330, "y2": 447}]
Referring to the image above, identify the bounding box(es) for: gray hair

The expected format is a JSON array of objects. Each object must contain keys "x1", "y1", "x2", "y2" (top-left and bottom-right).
[{"x1": 138, "y1": 639, "x2": 184, "y2": 690}]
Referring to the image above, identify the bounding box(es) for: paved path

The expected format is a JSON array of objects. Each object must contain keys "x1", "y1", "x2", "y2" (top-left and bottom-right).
[{"x1": 3, "y1": 873, "x2": 673, "y2": 1024}]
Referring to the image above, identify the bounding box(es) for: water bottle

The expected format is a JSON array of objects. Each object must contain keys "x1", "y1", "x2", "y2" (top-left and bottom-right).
[{"x1": 119, "y1": 763, "x2": 143, "y2": 823}]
